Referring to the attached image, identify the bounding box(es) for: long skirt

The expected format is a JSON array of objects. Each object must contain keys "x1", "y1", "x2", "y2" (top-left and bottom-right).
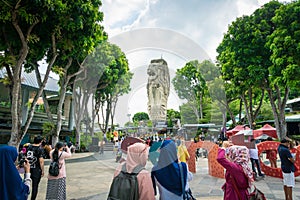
[{"x1": 46, "y1": 177, "x2": 66, "y2": 200}]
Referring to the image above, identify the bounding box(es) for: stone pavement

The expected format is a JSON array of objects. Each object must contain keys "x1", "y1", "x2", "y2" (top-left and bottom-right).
[{"x1": 30, "y1": 151, "x2": 300, "y2": 200}]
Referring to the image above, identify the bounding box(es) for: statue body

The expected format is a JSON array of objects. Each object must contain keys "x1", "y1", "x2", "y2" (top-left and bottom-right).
[{"x1": 147, "y1": 59, "x2": 170, "y2": 122}]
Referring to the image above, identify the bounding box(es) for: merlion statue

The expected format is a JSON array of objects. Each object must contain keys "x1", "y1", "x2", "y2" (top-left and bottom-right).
[{"x1": 147, "y1": 58, "x2": 170, "y2": 122}]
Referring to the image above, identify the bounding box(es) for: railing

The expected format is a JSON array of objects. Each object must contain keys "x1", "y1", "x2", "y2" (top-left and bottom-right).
[{"x1": 0, "y1": 106, "x2": 68, "y2": 128}]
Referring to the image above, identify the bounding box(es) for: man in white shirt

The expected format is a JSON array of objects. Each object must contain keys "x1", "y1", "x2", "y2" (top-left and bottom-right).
[{"x1": 249, "y1": 139, "x2": 265, "y2": 179}]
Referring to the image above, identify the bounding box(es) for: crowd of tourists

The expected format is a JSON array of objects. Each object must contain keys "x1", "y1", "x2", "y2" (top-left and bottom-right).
[
  {"x1": 0, "y1": 136, "x2": 73, "y2": 200},
  {"x1": 0, "y1": 134, "x2": 297, "y2": 200},
  {"x1": 107, "y1": 135, "x2": 297, "y2": 200}
]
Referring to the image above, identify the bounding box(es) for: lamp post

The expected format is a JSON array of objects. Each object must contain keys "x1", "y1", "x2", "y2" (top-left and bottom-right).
[{"x1": 127, "y1": 113, "x2": 131, "y2": 123}]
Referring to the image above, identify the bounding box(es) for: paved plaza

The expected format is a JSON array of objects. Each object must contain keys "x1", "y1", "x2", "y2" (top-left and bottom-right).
[{"x1": 29, "y1": 151, "x2": 300, "y2": 200}]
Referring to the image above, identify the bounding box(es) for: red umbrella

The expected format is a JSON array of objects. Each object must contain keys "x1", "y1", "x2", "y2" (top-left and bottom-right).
[{"x1": 253, "y1": 124, "x2": 278, "y2": 139}]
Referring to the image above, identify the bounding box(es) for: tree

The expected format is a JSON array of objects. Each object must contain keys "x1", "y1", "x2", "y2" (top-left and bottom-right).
[
  {"x1": 172, "y1": 60, "x2": 208, "y2": 122},
  {"x1": 0, "y1": 0, "x2": 59, "y2": 147},
  {"x1": 0, "y1": 0, "x2": 106, "y2": 148},
  {"x1": 132, "y1": 112, "x2": 149, "y2": 122},
  {"x1": 109, "y1": 71, "x2": 133, "y2": 131},
  {"x1": 266, "y1": 0, "x2": 300, "y2": 138},
  {"x1": 93, "y1": 42, "x2": 131, "y2": 135},
  {"x1": 179, "y1": 103, "x2": 198, "y2": 124},
  {"x1": 208, "y1": 77, "x2": 231, "y2": 127},
  {"x1": 49, "y1": 0, "x2": 105, "y2": 146},
  {"x1": 217, "y1": 15, "x2": 265, "y2": 129},
  {"x1": 217, "y1": 2, "x2": 283, "y2": 131}
]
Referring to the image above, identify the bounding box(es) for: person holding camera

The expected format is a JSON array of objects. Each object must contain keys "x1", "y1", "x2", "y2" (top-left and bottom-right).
[
  {"x1": 46, "y1": 142, "x2": 72, "y2": 200},
  {"x1": 0, "y1": 146, "x2": 32, "y2": 200}
]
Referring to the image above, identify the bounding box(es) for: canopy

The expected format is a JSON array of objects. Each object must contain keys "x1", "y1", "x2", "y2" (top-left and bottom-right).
[
  {"x1": 255, "y1": 134, "x2": 272, "y2": 140},
  {"x1": 235, "y1": 129, "x2": 253, "y2": 136},
  {"x1": 226, "y1": 125, "x2": 251, "y2": 137},
  {"x1": 253, "y1": 124, "x2": 278, "y2": 139}
]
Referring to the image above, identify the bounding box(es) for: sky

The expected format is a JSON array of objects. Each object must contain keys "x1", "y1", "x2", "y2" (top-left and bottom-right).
[{"x1": 97, "y1": 0, "x2": 292, "y2": 126}]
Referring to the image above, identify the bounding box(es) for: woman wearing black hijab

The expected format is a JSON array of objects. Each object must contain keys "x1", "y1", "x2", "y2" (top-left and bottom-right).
[{"x1": 151, "y1": 140, "x2": 192, "y2": 200}]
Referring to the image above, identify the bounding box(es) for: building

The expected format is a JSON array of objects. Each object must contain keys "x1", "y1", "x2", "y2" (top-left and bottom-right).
[{"x1": 0, "y1": 69, "x2": 74, "y2": 145}]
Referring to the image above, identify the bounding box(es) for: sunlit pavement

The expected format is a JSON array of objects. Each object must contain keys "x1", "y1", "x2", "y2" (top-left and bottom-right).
[{"x1": 28, "y1": 151, "x2": 300, "y2": 200}]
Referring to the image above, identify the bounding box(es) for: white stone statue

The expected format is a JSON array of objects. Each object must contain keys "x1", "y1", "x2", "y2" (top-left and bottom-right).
[{"x1": 147, "y1": 59, "x2": 170, "y2": 122}]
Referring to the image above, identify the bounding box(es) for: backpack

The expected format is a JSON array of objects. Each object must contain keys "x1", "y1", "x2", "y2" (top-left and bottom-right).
[
  {"x1": 107, "y1": 164, "x2": 144, "y2": 200},
  {"x1": 48, "y1": 152, "x2": 62, "y2": 176}
]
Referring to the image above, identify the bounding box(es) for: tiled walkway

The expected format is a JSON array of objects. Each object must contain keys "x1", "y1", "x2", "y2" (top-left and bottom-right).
[{"x1": 30, "y1": 151, "x2": 300, "y2": 200}]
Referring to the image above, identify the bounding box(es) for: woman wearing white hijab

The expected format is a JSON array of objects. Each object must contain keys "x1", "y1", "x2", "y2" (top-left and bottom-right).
[{"x1": 112, "y1": 142, "x2": 155, "y2": 200}]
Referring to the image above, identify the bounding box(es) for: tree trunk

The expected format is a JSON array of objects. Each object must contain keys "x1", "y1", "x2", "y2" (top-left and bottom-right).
[
  {"x1": 91, "y1": 93, "x2": 96, "y2": 138},
  {"x1": 266, "y1": 85, "x2": 289, "y2": 139},
  {"x1": 111, "y1": 95, "x2": 119, "y2": 132},
  {"x1": 23, "y1": 61, "x2": 55, "y2": 135},
  {"x1": 9, "y1": 46, "x2": 27, "y2": 148},
  {"x1": 9, "y1": 67, "x2": 22, "y2": 148},
  {"x1": 73, "y1": 86, "x2": 90, "y2": 149},
  {"x1": 74, "y1": 87, "x2": 83, "y2": 149},
  {"x1": 226, "y1": 103, "x2": 236, "y2": 126},
  {"x1": 238, "y1": 99, "x2": 243, "y2": 123},
  {"x1": 8, "y1": 9, "x2": 39, "y2": 148},
  {"x1": 199, "y1": 92, "x2": 203, "y2": 119},
  {"x1": 53, "y1": 58, "x2": 84, "y2": 146}
]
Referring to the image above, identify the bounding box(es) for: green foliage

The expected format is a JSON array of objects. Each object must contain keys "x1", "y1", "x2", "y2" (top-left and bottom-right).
[
  {"x1": 179, "y1": 103, "x2": 198, "y2": 124},
  {"x1": 0, "y1": 0, "x2": 106, "y2": 146},
  {"x1": 94, "y1": 131, "x2": 103, "y2": 141},
  {"x1": 210, "y1": 101, "x2": 223, "y2": 124},
  {"x1": 267, "y1": 0, "x2": 300, "y2": 88},
  {"x1": 257, "y1": 101, "x2": 274, "y2": 121},
  {"x1": 132, "y1": 112, "x2": 149, "y2": 122},
  {"x1": 173, "y1": 60, "x2": 216, "y2": 122},
  {"x1": 173, "y1": 60, "x2": 207, "y2": 102},
  {"x1": 36, "y1": 104, "x2": 45, "y2": 113},
  {"x1": 166, "y1": 109, "x2": 181, "y2": 127},
  {"x1": 80, "y1": 133, "x2": 92, "y2": 151},
  {"x1": 147, "y1": 120, "x2": 153, "y2": 127},
  {"x1": 216, "y1": 1, "x2": 284, "y2": 127},
  {"x1": 42, "y1": 122, "x2": 55, "y2": 136},
  {"x1": 0, "y1": 101, "x2": 11, "y2": 108}
]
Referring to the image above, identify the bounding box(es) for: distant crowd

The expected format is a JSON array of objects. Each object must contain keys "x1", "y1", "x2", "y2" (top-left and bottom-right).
[{"x1": 0, "y1": 134, "x2": 297, "y2": 200}]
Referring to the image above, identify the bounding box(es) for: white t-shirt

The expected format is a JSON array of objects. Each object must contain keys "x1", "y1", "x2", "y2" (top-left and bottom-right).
[{"x1": 249, "y1": 147, "x2": 259, "y2": 159}]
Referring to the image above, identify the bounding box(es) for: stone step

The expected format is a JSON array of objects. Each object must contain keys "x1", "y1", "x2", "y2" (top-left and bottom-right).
[{"x1": 103, "y1": 143, "x2": 114, "y2": 151}]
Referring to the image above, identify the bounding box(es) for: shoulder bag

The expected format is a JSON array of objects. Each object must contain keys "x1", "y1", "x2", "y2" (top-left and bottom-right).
[
  {"x1": 230, "y1": 175, "x2": 266, "y2": 200},
  {"x1": 179, "y1": 163, "x2": 196, "y2": 200}
]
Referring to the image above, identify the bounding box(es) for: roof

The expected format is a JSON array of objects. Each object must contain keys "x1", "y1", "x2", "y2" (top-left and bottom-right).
[
  {"x1": 286, "y1": 97, "x2": 300, "y2": 105},
  {"x1": 262, "y1": 114, "x2": 300, "y2": 123},
  {"x1": 0, "y1": 68, "x2": 59, "y2": 93},
  {"x1": 182, "y1": 123, "x2": 220, "y2": 128},
  {"x1": 285, "y1": 114, "x2": 300, "y2": 122}
]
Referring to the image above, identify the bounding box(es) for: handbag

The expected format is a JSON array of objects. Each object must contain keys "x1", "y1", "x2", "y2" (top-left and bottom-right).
[
  {"x1": 231, "y1": 175, "x2": 266, "y2": 200},
  {"x1": 179, "y1": 163, "x2": 196, "y2": 200},
  {"x1": 248, "y1": 185, "x2": 266, "y2": 200}
]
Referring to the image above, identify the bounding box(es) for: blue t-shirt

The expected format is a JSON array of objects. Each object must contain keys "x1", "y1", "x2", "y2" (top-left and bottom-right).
[{"x1": 278, "y1": 144, "x2": 295, "y2": 173}]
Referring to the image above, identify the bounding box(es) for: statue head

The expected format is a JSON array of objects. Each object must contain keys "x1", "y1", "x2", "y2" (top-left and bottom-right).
[{"x1": 147, "y1": 59, "x2": 170, "y2": 96}]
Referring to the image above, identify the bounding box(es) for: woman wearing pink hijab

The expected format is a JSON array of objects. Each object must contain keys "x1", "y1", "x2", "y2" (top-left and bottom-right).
[
  {"x1": 217, "y1": 142, "x2": 254, "y2": 200},
  {"x1": 112, "y1": 142, "x2": 155, "y2": 200}
]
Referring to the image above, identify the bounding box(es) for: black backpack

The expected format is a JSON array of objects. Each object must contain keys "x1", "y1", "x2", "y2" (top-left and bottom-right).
[
  {"x1": 107, "y1": 164, "x2": 144, "y2": 200},
  {"x1": 48, "y1": 152, "x2": 62, "y2": 176}
]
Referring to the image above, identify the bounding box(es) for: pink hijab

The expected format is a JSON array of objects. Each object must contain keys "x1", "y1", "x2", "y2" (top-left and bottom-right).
[
  {"x1": 226, "y1": 145, "x2": 254, "y2": 184},
  {"x1": 125, "y1": 143, "x2": 148, "y2": 173}
]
